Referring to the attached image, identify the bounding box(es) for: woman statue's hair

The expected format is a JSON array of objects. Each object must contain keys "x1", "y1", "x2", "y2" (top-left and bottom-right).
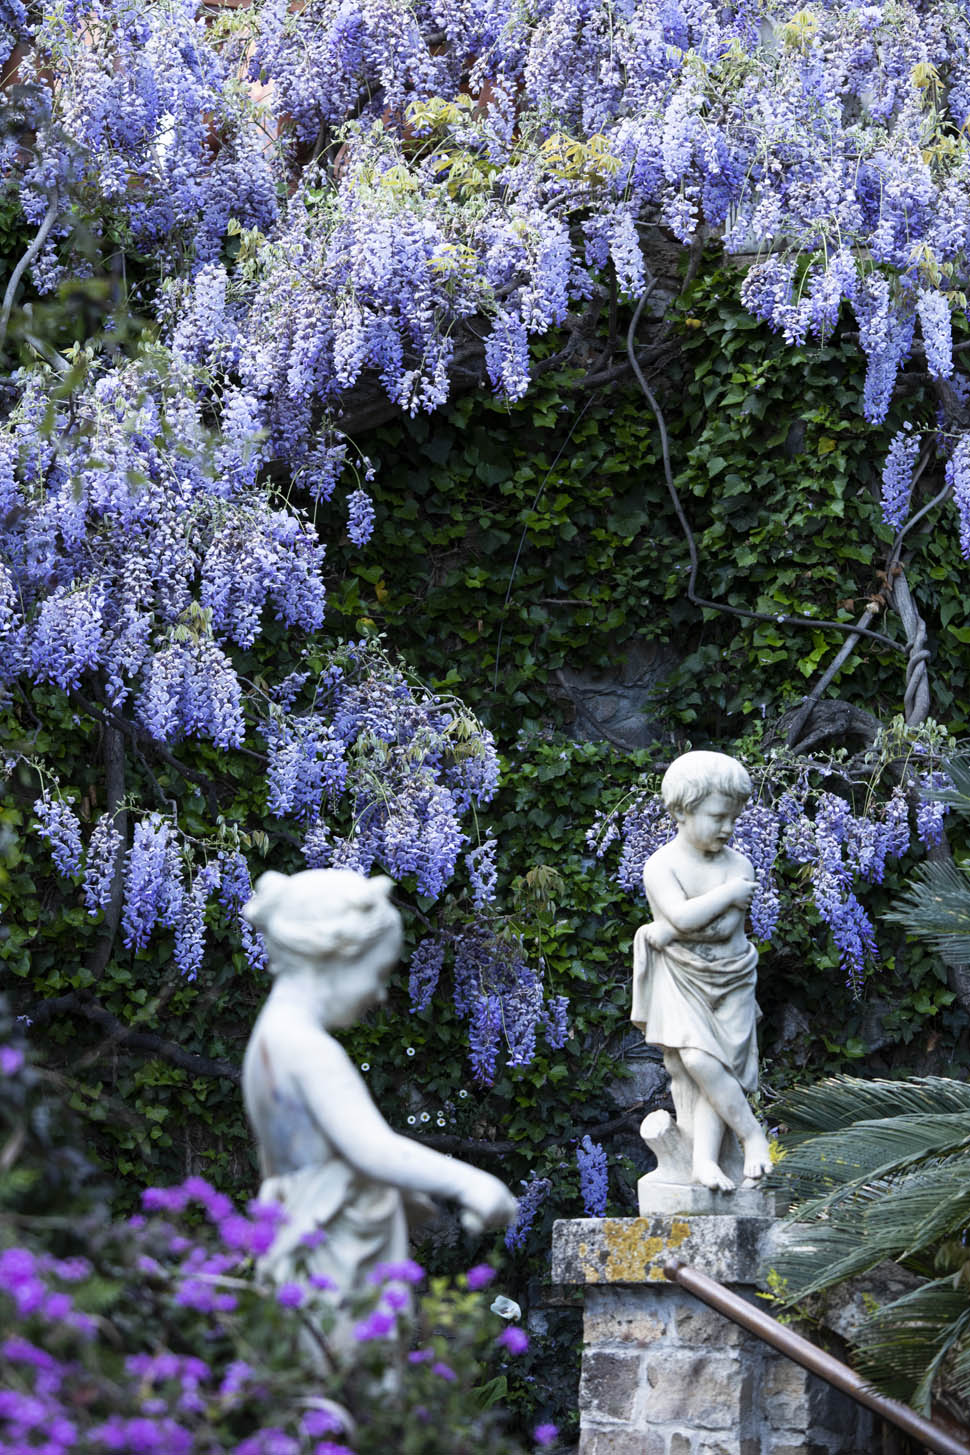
[{"x1": 243, "y1": 868, "x2": 402, "y2": 974}]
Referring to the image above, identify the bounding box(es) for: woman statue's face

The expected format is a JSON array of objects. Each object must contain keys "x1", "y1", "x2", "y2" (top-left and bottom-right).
[{"x1": 322, "y1": 946, "x2": 395, "y2": 1028}]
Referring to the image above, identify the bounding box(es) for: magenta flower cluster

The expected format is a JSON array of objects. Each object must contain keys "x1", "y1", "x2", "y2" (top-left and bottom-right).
[{"x1": 0, "y1": 1148, "x2": 534, "y2": 1455}]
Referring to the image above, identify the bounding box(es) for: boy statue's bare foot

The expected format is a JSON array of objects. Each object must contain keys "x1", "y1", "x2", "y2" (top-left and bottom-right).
[
  {"x1": 741, "y1": 1129, "x2": 773, "y2": 1182},
  {"x1": 693, "y1": 1159, "x2": 736, "y2": 1193}
]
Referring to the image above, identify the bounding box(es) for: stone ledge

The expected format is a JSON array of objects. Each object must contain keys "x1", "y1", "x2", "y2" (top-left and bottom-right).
[{"x1": 552, "y1": 1215, "x2": 775, "y2": 1287}]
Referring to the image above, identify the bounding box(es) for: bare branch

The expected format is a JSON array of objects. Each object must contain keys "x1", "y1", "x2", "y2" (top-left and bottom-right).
[
  {"x1": 0, "y1": 196, "x2": 59, "y2": 354},
  {"x1": 27, "y1": 992, "x2": 241, "y2": 1083}
]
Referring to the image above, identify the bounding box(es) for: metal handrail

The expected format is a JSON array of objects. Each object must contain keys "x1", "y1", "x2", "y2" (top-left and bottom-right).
[{"x1": 664, "y1": 1260, "x2": 970, "y2": 1455}]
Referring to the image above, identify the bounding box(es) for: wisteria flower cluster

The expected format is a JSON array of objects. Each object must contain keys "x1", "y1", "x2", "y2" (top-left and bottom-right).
[
  {"x1": 576, "y1": 1135, "x2": 608, "y2": 1219},
  {"x1": 17, "y1": 623, "x2": 502, "y2": 981},
  {"x1": 7, "y1": 0, "x2": 970, "y2": 1088},
  {"x1": 505, "y1": 1171, "x2": 552, "y2": 1252},
  {"x1": 589, "y1": 743, "x2": 952, "y2": 993},
  {"x1": 429, "y1": 924, "x2": 570, "y2": 1084},
  {"x1": 4, "y1": 0, "x2": 970, "y2": 572},
  {"x1": 265, "y1": 640, "x2": 501, "y2": 899}
]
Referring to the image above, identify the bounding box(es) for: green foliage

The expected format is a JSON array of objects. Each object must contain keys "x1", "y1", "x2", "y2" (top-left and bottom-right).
[
  {"x1": 7, "y1": 244, "x2": 970, "y2": 1436},
  {"x1": 768, "y1": 1074, "x2": 970, "y2": 1418},
  {"x1": 324, "y1": 258, "x2": 968, "y2": 740}
]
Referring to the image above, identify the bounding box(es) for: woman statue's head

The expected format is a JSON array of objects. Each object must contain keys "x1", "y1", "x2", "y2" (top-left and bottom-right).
[{"x1": 243, "y1": 869, "x2": 403, "y2": 998}]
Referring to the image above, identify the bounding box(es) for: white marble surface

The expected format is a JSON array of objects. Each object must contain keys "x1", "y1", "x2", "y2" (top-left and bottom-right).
[
  {"x1": 633, "y1": 752, "x2": 772, "y2": 1194},
  {"x1": 241, "y1": 868, "x2": 517, "y2": 1346}
]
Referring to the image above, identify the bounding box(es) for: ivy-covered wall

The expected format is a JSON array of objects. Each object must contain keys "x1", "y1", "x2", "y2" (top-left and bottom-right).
[{"x1": 5, "y1": 257, "x2": 970, "y2": 1440}]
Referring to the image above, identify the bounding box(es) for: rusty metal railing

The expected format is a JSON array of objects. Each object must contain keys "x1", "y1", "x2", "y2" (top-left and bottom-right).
[{"x1": 664, "y1": 1260, "x2": 970, "y2": 1455}]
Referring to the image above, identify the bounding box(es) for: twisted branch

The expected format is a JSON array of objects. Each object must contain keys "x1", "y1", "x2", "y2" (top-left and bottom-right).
[
  {"x1": 625, "y1": 287, "x2": 904, "y2": 654},
  {"x1": 27, "y1": 992, "x2": 241, "y2": 1082}
]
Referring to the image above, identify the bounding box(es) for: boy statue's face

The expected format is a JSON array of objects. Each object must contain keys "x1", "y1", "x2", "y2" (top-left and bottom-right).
[{"x1": 676, "y1": 791, "x2": 743, "y2": 856}]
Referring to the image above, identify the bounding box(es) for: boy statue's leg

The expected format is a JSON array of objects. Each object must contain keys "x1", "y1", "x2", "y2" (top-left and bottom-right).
[
  {"x1": 678, "y1": 1047, "x2": 772, "y2": 1186},
  {"x1": 691, "y1": 1094, "x2": 734, "y2": 1191}
]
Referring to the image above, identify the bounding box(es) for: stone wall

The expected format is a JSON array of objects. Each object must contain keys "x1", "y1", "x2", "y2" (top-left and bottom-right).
[{"x1": 552, "y1": 1215, "x2": 877, "y2": 1455}]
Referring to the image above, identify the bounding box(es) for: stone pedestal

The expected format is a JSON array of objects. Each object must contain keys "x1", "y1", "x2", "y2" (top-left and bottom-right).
[{"x1": 552, "y1": 1215, "x2": 877, "y2": 1455}]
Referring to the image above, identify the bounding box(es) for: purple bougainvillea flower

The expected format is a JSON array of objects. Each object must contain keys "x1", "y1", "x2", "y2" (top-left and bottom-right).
[
  {"x1": 466, "y1": 1264, "x2": 496, "y2": 1290},
  {"x1": 368, "y1": 1258, "x2": 424, "y2": 1285}
]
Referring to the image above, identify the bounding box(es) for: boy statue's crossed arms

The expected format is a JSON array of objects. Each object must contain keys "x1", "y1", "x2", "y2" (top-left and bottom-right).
[{"x1": 632, "y1": 750, "x2": 772, "y2": 1192}]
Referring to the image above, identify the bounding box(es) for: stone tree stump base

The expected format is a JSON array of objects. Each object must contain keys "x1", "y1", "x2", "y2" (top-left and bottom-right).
[{"x1": 552, "y1": 1213, "x2": 876, "y2": 1455}]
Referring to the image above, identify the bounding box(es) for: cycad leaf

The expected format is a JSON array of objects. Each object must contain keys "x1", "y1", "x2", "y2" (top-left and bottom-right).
[
  {"x1": 863, "y1": 1165, "x2": 970, "y2": 1257},
  {"x1": 774, "y1": 1076, "x2": 970, "y2": 1136},
  {"x1": 943, "y1": 1337, "x2": 970, "y2": 1408},
  {"x1": 853, "y1": 1278, "x2": 970, "y2": 1414},
  {"x1": 769, "y1": 1221, "x2": 894, "y2": 1303},
  {"x1": 884, "y1": 859, "x2": 970, "y2": 956},
  {"x1": 776, "y1": 1114, "x2": 970, "y2": 1218}
]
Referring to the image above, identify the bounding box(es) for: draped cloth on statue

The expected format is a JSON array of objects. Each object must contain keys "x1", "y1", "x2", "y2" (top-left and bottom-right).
[
  {"x1": 258, "y1": 1160, "x2": 408, "y2": 1292},
  {"x1": 631, "y1": 928, "x2": 760, "y2": 1092}
]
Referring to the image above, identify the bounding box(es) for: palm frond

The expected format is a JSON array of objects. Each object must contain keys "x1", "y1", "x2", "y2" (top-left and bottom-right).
[
  {"x1": 776, "y1": 1113, "x2": 970, "y2": 1216},
  {"x1": 774, "y1": 1076, "x2": 970, "y2": 1135},
  {"x1": 861, "y1": 1163, "x2": 970, "y2": 1258},
  {"x1": 942, "y1": 1335, "x2": 970, "y2": 1409},
  {"x1": 853, "y1": 1278, "x2": 970, "y2": 1414},
  {"x1": 884, "y1": 859, "x2": 970, "y2": 957},
  {"x1": 769, "y1": 1220, "x2": 897, "y2": 1304}
]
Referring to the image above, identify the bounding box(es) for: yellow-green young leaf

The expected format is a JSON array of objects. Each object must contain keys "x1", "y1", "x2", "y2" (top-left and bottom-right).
[{"x1": 817, "y1": 436, "x2": 838, "y2": 455}]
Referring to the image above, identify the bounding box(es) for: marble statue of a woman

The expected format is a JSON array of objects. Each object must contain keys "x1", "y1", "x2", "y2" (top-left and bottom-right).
[{"x1": 241, "y1": 868, "x2": 517, "y2": 1338}]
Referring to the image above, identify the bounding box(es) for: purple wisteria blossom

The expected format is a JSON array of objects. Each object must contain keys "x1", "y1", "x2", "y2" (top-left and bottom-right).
[
  {"x1": 83, "y1": 812, "x2": 124, "y2": 915},
  {"x1": 505, "y1": 1172, "x2": 551, "y2": 1251},
  {"x1": 576, "y1": 1135, "x2": 608, "y2": 1218},
  {"x1": 408, "y1": 936, "x2": 446, "y2": 1014},
  {"x1": 33, "y1": 796, "x2": 83, "y2": 878},
  {"x1": 346, "y1": 489, "x2": 376, "y2": 547},
  {"x1": 880, "y1": 425, "x2": 921, "y2": 532}
]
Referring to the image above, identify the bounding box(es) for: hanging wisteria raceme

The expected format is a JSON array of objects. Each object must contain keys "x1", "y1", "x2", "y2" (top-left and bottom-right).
[
  {"x1": 5, "y1": 0, "x2": 970, "y2": 512},
  {"x1": 3, "y1": 0, "x2": 276, "y2": 284},
  {"x1": 431, "y1": 925, "x2": 570, "y2": 1084},
  {"x1": 2, "y1": 361, "x2": 504, "y2": 992},
  {"x1": 504, "y1": 1171, "x2": 551, "y2": 1251},
  {"x1": 264, "y1": 641, "x2": 501, "y2": 897},
  {"x1": 576, "y1": 1135, "x2": 608, "y2": 1218}
]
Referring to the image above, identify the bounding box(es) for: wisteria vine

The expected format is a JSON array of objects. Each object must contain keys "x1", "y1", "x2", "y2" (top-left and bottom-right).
[
  {"x1": 4, "y1": 0, "x2": 970, "y2": 1058},
  {"x1": 588, "y1": 729, "x2": 954, "y2": 993}
]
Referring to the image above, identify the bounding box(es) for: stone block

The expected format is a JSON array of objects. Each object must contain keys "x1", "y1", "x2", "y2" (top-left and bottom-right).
[
  {"x1": 580, "y1": 1426, "x2": 665, "y2": 1455},
  {"x1": 579, "y1": 1349, "x2": 641, "y2": 1422},
  {"x1": 673, "y1": 1296, "x2": 746, "y2": 1348},
  {"x1": 584, "y1": 1285, "x2": 666, "y2": 1346},
  {"x1": 552, "y1": 1215, "x2": 774, "y2": 1286},
  {"x1": 695, "y1": 1439, "x2": 760, "y2": 1455},
  {"x1": 640, "y1": 1350, "x2": 749, "y2": 1428},
  {"x1": 762, "y1": 1355, "x2": 811, "y2": 1428},
  {"x1": 766, "y1": 1443, "x2": 833, "y2": 1455}
]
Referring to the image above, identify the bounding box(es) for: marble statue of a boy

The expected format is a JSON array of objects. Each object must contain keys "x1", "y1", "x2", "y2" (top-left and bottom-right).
[
  {"x1": 632, "y1": 751, "x2": 772, "y2": 1193},
  {"x1": 241, "y1": 868, "x2": 517, "y2": 1336}
]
